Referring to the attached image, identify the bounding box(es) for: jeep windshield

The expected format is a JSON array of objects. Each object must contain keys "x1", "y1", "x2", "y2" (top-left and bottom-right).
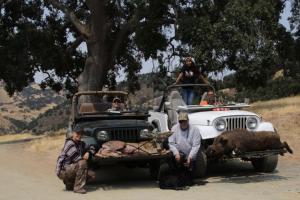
[
  {"x1": 71, "y1": 91, "x2": 149, "y2": 121},
  {"x1": 158, "y1": 84, "x2": 249, "y2": 113}
]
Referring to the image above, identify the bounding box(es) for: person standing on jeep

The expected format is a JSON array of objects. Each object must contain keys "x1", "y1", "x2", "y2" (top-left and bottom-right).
[
  {"x1": 168, "y1": 112, "x2": 201, "y2": 169},
  {"x1": 175, "y1": 57, "x2": 209, "y2": 105},
  {"x1": 56, "y1": 127, "x2": 95, "y2": 194}
]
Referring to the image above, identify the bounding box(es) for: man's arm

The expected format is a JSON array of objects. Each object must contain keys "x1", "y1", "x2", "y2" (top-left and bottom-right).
[
  {"x1": 168, "y1": 126, "x2": 179, "y2": 156},
  {"x1": 188, "y1": 128, "x2": 201, "y2": 160}
]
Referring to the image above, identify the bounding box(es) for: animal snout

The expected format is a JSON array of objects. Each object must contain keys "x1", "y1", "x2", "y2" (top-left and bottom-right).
[{"x1": 206, "y1": 146, "x2": 215, "y2": 156}]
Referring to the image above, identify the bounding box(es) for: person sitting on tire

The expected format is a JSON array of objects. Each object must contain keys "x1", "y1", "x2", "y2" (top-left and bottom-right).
[
  {"x1": 55, "y1": 127, "x2": 95, "y2": 194},
  {"x1": 168, "y1": 112, "x2": 201, "y2": 172}
]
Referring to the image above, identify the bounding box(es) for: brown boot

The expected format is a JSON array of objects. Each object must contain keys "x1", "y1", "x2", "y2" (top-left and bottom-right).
[{"x1": 74, "y1": 188, "x2": 87, "y2": 194}]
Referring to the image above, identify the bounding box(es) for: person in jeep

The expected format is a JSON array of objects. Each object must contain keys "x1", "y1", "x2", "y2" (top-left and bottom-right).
[
  {"x1": 109, "y1": 97, "x2": 124, "y2": 111},
  {"x1": 175, "y1": 57, "x2": 209, "y2": 105},
  {"x1": 56, "y1": 127, "x2": 95, "y2": 194}
]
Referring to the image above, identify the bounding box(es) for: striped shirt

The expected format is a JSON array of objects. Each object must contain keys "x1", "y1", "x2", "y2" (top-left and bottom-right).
[{"x1": 56, "y1": 139, "x2": 87, "y2": 176}]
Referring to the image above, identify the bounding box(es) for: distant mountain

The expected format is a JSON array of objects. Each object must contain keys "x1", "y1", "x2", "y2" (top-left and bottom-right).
[
  {"x1": 0, "y1": 82, "x2": 66, "y2": 134},
  {"x1": 27, "y1": 102, "x2": 71, "y2": 134}
]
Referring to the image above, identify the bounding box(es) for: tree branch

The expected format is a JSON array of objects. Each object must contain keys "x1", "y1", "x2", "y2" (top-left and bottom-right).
[
  {"x1": 47, "y1": 0, "x2": 90, "y2": 38},
  {"x1": 110, "y1": 15, "x2": 137, "y2": 61},
  {"x1": 67, "y1": 36, "x2": 84, "y2": 53}
]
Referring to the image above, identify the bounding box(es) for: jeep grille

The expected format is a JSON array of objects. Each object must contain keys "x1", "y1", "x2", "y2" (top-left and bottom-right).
[
  {"x1": 109, "y1": 128, "x2": 140, "y2": 142},
  {"x1": 225, "y1": 116, "x2": 247, "y2": 131}
]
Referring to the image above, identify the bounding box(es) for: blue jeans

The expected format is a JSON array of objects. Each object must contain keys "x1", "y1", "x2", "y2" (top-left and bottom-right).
[{"x1": 182, "y1": 88, "x2": 194, "y2": 105}]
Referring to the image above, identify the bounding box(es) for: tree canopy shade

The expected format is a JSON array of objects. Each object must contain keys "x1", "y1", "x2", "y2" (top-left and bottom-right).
[
  {"x1": 0, "y1": 0, "x2": 298, "y2": 96},
  {"x1": 0, "y1": 0, "x2": 175, "y2": 95},
  {"x1": 175, "y1": 0, "x2": 287, "y2": 89}
]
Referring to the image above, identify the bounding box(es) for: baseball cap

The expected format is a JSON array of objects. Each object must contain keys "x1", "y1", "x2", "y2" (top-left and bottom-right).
[
  {"x1": 73, "y1": 126, "x2": 84, "y2": 134},
  {"x1": 178, "y1": 112, "x2": 189, "y2": 121},
  {"x1": 113, "y1": 97, "x2": 121, "y2": 103}
]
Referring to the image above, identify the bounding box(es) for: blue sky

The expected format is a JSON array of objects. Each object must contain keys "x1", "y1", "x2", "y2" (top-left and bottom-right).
[{"x1": 34, "y1": 2, "x2": 292, "y2": 83}]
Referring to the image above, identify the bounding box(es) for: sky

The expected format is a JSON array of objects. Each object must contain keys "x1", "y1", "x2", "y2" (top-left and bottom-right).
[{"x1": 34, "y1": 2, "x2": 292, "y2": 83}]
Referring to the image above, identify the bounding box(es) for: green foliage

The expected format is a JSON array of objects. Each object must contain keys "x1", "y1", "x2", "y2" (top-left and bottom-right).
[
  {"x1": 290, "y1": 0, "x2": 300, "y2": 36},
  {"x1": 0, "y1": 0, "x2": 175, "y2": 95},
  {"x1": 176, "y1": 0, "x2": 285, "y2": 89},
  {"x1": 236, "y1": 76, "x2": 300, "y2": 102},
  {"x1": 0, "y1": 0, "x2": 85, "y2": 95},
  {"x1": 0, "y1": 0, "x2": 299, "y2": 96}
]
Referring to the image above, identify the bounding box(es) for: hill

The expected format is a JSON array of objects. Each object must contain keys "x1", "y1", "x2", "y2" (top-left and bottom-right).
[{"x1": 0, "y1": 82, "x2": 66, "y2": 134}]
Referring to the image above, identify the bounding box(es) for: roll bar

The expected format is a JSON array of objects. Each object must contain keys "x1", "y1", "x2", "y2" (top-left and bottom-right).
[{"x1": 158, "y1": 84, "x2": 217, "y2": 111}]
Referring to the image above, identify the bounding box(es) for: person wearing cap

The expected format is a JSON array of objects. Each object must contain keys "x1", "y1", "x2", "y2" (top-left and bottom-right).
[
  {"x1": 199, "y1": 90, "x2": 216, "y2": 106},
  {"x1": 175, "y1": 57, "x2": 209, "y2": 105},
  {"x1": 110, "y1": 97, "x2": 123, "y2": 111},
  {"x1": 55, "y1": 127, "x2": 95, "y2": 194},
  {"x1": 168, "y1": 112, "x2": 201, "y2": 168}
]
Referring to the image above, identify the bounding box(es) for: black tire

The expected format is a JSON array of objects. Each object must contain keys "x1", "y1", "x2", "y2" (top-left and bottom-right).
[
  {"x1": 251, "y1": 155, "x2": 278, "y2": 172},
  {"x1": 193, "y1": 150, "x2": 207, "y2": 178},
  {"x1": 158, "y1": 162, "x2": 171, "y2": 181},
  {"x1": 149, "y1": 161, "x2": 160, "y2": 180}
]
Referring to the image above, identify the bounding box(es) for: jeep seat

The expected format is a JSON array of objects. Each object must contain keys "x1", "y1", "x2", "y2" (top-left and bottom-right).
[
  {"x1": 79, "y1": 102, "x2": 111, "y2": 114},
  {"x1": 167, "y1": 90, "x2": 186, "y2": 127}
]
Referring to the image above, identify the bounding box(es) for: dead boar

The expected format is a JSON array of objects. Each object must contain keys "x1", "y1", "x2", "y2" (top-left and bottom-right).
[{"x1": 206, "y1": 129, "x2": 293, "y2": 158}]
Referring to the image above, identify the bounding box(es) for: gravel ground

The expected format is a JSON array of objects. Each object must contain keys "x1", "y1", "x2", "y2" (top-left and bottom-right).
[{"x1": 0, "y1": 142, "x2": 299, "y2": 200}]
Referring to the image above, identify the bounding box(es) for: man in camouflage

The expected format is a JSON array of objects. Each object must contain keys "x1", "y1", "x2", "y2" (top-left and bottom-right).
[{"x1": 56, "y1": 127, "x2": 95, "y2": 194}]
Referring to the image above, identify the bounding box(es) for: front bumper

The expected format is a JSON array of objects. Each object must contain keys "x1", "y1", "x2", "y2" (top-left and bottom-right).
[{"x1": 91, "y1": 152, "x2": 172, "y2": 166}]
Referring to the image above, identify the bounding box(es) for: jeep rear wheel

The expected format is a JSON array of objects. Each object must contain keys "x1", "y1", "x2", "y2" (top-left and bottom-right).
[
  {"x1": 193, "y1": 150, "x2": 207, "y2": 178},
  {"x1": 251, "y1": 155, "x2": 278, "y2": 172}
]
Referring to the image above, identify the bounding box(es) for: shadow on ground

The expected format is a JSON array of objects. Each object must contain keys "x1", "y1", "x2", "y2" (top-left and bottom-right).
[
  {"x1": 85, "y1": 159, "x2": 288, "y2": 191},
  {"x1": 206, "y1": 160, "x2": 288, "y2": 184}
]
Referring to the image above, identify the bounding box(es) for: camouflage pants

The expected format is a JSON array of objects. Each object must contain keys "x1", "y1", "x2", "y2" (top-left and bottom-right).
[{"x1": 58, "y1": 160, "x2": 87, "y2": 191}]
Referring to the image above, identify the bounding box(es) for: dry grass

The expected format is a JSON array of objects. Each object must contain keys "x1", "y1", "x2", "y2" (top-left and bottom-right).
[
  {"x1": 248, "y1": 95, "x2": 300, "y2": 162},
  {"x1": 0, "y1": 133, "x2": 35, "y2": 142},
  {"x1": 27, "y1": 129, "x2": 66, "y2": 153}
]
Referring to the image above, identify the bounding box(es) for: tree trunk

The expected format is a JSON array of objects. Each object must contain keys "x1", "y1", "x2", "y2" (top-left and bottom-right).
[{"x1": 77, "y1": 0, "x2": 109, "y2": 102}]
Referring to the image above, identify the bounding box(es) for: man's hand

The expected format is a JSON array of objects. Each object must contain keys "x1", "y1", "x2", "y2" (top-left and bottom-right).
[
  {"x1": 184, "y1": 157, "x2": 191, "y2": 167},
  {"x1": 83, "y1": 152, "x2": 90, "y2": 160},
  {"x1": 175, "y1": 154, "x2": 181, "y2": 162}
]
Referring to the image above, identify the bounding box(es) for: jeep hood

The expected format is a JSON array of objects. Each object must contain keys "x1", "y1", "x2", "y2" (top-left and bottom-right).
[{"x1": 188, "y1": 110, "x2": 259, "y2": 126}]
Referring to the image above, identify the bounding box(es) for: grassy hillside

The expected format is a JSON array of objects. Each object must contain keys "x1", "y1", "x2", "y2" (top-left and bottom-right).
[
  {"x1": 27, "y1": 102, "x2": 71, "y2": 134},
  {"x1": 247, "y1": 95, "x2": 300, "y2": 161},
  {"x1": 0, "y1": 82, "x2": 65, "y2": 134}
]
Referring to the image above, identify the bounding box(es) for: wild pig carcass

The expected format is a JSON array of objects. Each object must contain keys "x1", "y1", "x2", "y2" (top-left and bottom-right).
[{"x1": 206, "y1": 129, "x2": 293, "y2": 172}]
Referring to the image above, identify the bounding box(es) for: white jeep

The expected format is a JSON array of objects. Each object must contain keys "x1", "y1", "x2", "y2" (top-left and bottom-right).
[{"x1": 148, "y1": 84, "x2": 280, "y2": 177}]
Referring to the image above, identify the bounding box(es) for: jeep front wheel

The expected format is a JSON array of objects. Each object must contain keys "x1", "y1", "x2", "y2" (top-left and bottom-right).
[{"x1": 251, "y1": 155, "x2": 278, "y2": 172}]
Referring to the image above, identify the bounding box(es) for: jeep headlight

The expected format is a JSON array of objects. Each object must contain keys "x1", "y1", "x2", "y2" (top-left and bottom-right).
[
  {"x1": 96, "y1": 130, "x2": 109, "y2": 141},
  {"x1": 246, "y1": 117, "x2": 259, "y2": 130},
  {"x1": 214, "y1": 118, "x2": 227, "y2": 131},
  {"x1": 140, "y1": 129, "x2": 151, "y2": 139}
]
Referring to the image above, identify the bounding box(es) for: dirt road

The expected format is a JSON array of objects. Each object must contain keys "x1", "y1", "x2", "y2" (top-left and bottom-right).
[{"x1": 0, "y1": 142, "x2": 299, "y2": 200}]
